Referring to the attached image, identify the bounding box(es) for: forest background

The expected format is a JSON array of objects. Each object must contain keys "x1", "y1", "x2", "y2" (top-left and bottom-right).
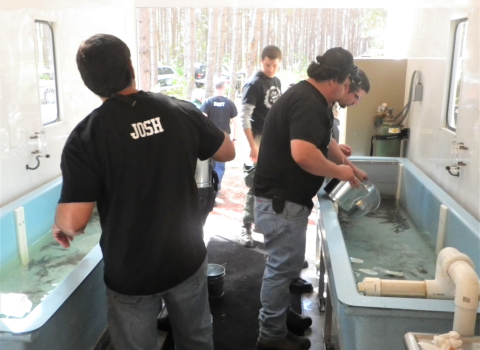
[{"x1": 136, "y1": 8, "x2": 387, "y2": 101}]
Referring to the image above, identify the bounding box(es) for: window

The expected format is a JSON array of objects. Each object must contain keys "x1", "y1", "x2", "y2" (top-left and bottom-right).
[
  {"x1": 446, "y1": 19, "x2": 468, "y2": 131},
  {"x1": 35, "y1": 21, "x2": 59, "y2": 125}
]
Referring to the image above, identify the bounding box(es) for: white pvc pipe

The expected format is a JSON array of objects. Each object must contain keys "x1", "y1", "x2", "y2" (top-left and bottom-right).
[
  {"x1": 436, "y1": 205, "x2": 449, "y2": 255},
  {"x1": 358, "y1": 277, "x2": 427, "y2": 298},
  {"x1": 13, "y1": 207, "x2": 29, "y2": 266},
  {"x1": 449, "y1": 260, "x2": 480, "y2": 336},
  {"x1": 358, "y1": 248, "x2": 480, "y2": 336},
  {"x1": 396, "y1": 163, "x2": 404, "y2": 206}
]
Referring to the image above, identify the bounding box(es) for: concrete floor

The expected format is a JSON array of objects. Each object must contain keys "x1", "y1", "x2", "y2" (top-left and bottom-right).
[{"x1": 152, "y1": 216, "x2": 327, "y2": 350}]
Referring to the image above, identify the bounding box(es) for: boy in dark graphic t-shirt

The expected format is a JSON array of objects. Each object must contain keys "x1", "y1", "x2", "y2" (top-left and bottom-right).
[{"x1": 239, "y1": 45, "x2": 282, "y2": 248}]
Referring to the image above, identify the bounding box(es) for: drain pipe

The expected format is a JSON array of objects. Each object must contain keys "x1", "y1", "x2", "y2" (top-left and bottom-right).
[{"x1": 357, "y1": 247, "x2": 480, "y2": 336}]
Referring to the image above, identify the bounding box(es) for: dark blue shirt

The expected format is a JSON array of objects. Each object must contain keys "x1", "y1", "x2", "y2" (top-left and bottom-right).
[{"x1": 200, "y1": 96, "x2": 237, "y2": 134}]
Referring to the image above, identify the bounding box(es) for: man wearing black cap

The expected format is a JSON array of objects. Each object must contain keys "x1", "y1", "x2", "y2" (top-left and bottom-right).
[{"x1": 253, "y1": 47, "x2": 367, "y2": 350}]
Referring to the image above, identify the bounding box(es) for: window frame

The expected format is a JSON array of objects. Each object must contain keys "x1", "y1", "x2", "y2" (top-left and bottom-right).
[
  {"x1": 34, "y1": 20, "x2": 60, "y2": 126},
  {"x1": 445, "y1": 18, "x2": 468, "y2": 132}
]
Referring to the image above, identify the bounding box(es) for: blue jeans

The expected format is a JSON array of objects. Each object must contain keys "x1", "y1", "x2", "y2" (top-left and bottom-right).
[
  {"x1": 106, "y1": 258, "x2": 213, "y2": 350},
  {"x1": 254, "y1": 197, "x2": 311, "y2": 341},
  {"x1": 213, "y1": 161, "x2": 226, "y2": 191}
]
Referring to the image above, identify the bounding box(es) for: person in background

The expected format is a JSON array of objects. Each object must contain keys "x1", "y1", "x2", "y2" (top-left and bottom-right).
[
  {"x1": 240, "y1": 45, "x2": 282, "y2": 248},
  {"x1": 52, "y1": 34, "x2": 234, "y2": 350},
  {"x1": 201, "y1": 78, "x2": 239, "y2": 191},
  {"x1": 332, "y1": 69, "x2": 370, "y2": 156},
  {"x1": 253, "y1": 47, "x2": 367, "y2": 350},
  {"x1": 191, "y1": 88, "x2": 205, "y2": 109}
]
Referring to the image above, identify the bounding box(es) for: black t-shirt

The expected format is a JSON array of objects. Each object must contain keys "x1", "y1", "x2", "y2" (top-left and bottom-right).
[
  {"x1": 59, "y1": 91, "x2": 225, "y2": 295},
  {"x1": 242, "y1": 71, "x2": 281, "y2": 136},
  {"x1": 254, "y1": 80, "x2": 333, "y2": 209},
  {"x1": 200, "y1": 96, "x2": 237, "y2": 134}
]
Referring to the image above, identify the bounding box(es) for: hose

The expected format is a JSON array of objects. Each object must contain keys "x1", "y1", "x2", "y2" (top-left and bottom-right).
[{"x1": 393, "y1": 70, "x2": 421, "y2": 125}]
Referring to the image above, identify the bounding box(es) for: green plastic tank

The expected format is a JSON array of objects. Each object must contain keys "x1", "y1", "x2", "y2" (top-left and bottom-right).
[{"x1": 373, "y1": 122, "x2": 403, "y2": 157}]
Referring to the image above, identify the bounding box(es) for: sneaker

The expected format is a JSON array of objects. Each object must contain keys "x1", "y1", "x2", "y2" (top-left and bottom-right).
[
  {"x1": 289, "y1": 277, "x2": 313, "y2": 294},
  {"x1": 240, "y1": 225, "x2": 254, "y2": 248},
  {"x1": 286, "y1": 309, "x2": 312, "y2": 336},
  {"x1": 256, "y1": 332, "x2": 311, "y2": 350}
]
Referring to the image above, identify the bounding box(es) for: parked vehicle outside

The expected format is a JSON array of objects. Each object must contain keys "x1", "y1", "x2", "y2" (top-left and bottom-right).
[
  {"x1": 194, "y1": 63, "x2": 246, "y2": 94},
  {"x1": 153, "y1": 65, "x2": 178, "y2": 92}
]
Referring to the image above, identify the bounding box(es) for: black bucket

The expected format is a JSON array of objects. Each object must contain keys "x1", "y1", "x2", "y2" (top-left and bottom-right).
[{"x1": 207, "y1": 264, "x2": 225, "y2": 299}]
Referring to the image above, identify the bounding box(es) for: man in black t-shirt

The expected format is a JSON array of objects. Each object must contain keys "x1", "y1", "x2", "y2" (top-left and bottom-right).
[
  {"x1": 253, "y1": 48, "x2": 367, "y2": 350},
  {"x1": 239, "y1": 45, "x2": 282, "y2": 248},
  {"x1": 201, "y1": 78, "x2": 238, "y2": 190},
  {"x1": 52, "y1": 34, "x2": 234, "y2": 350}
]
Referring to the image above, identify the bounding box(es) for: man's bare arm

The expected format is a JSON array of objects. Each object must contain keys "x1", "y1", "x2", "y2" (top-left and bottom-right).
[
  {"x1": 212, "y1": 132, "x2": 235, "y2": 162},
  {"x1": 53, "y1": 202, "x2": 95, "y2": 248},
  {"x1": 328, "y1": 138, "x2": 368, "y2": 181},
  {"x1": 291, "y1": 139, "x2": 357, "y2": 183}
]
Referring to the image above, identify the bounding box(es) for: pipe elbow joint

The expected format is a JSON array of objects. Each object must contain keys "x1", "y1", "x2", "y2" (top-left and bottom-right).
[
  {"x1": 449, "y1": 262, "x2": 480, "y2": 310},
  {"x1": 437, "y1": 247, "x2": 474, "y2": 275}
]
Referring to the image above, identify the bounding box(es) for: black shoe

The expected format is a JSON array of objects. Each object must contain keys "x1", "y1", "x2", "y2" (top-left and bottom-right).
[
  {"x1": 302, "y1": 260, "x2": 308, "y2": 269},
  {"x1": 289, "y1": 277, "x2": 313, "y2": 294},
  {"x1": 157, "y1": 315, "x2": 172, "y2": 332},
  {"x1": 286, "y1": 309, "x2": 312, "y2": 335},
  {"x1": 256, "y1": 332, "x2": 311, "y2": 350}
]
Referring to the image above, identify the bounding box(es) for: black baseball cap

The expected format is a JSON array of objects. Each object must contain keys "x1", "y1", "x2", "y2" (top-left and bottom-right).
[{"x1": 322, "y1": 47, "x2": 361, "y2": 84}]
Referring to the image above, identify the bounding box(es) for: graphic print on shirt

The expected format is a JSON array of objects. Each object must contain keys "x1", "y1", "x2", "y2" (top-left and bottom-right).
[
  {"x1": 130, "y1": 117, "x2": 164, "y2": 139},
  {"x1": 213, "y1": 102, "x2": 226, "y2": 107},
  {"x1": 264, "y1": 86, "x2": 282, "y2": 108}
]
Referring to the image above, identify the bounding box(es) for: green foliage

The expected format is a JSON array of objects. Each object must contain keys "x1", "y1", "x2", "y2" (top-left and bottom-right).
[
  {"x1": 276, "y1": 70, "x2": 308, "y2": 88},
  {"x1": 163, "y1": 76, "x2": 189, "y2": 100},
  {"x1": 39, "y1": 73, "x2": 53, "y2": 80},
  {"x1": 361, "y1": 9, "x2": 388, "y2": 55}
]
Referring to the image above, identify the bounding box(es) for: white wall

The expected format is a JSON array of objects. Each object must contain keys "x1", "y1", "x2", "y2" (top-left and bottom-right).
[
  {"x1": 0, "y1": 0, "x2": 136, "y2": 207},
  {"x1": 403, "y1": 6, "x2": 480, "y2": 220},
  {"x1": 1, "y1": 0, "x2": 478, "y2": 224}
]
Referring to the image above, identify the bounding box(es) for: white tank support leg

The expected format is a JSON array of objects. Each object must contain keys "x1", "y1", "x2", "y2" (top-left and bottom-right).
[
  {"x1": 14, "y1": 206, "x2": 29, "y2": 266},
  {"x1": 395, "y1": 163, "x2": 404, "y2": 206},
  {"x1": 436, "y1": 204, "x2": 449, "y2": 255}
]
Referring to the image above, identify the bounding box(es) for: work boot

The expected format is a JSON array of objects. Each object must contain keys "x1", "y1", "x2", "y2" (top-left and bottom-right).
[
  {"x1": 286, "y1": 309, "x2": 312, "y2": 336},
  {"x1": 240, "y1": 225, "x2": 254, "y2": 248},
  {"x1": 289, "y1": 277, "x2": 313, "y2": 294},
  {"x1": 256, "y1": 332, "x2": 311, "y2": 350}
]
